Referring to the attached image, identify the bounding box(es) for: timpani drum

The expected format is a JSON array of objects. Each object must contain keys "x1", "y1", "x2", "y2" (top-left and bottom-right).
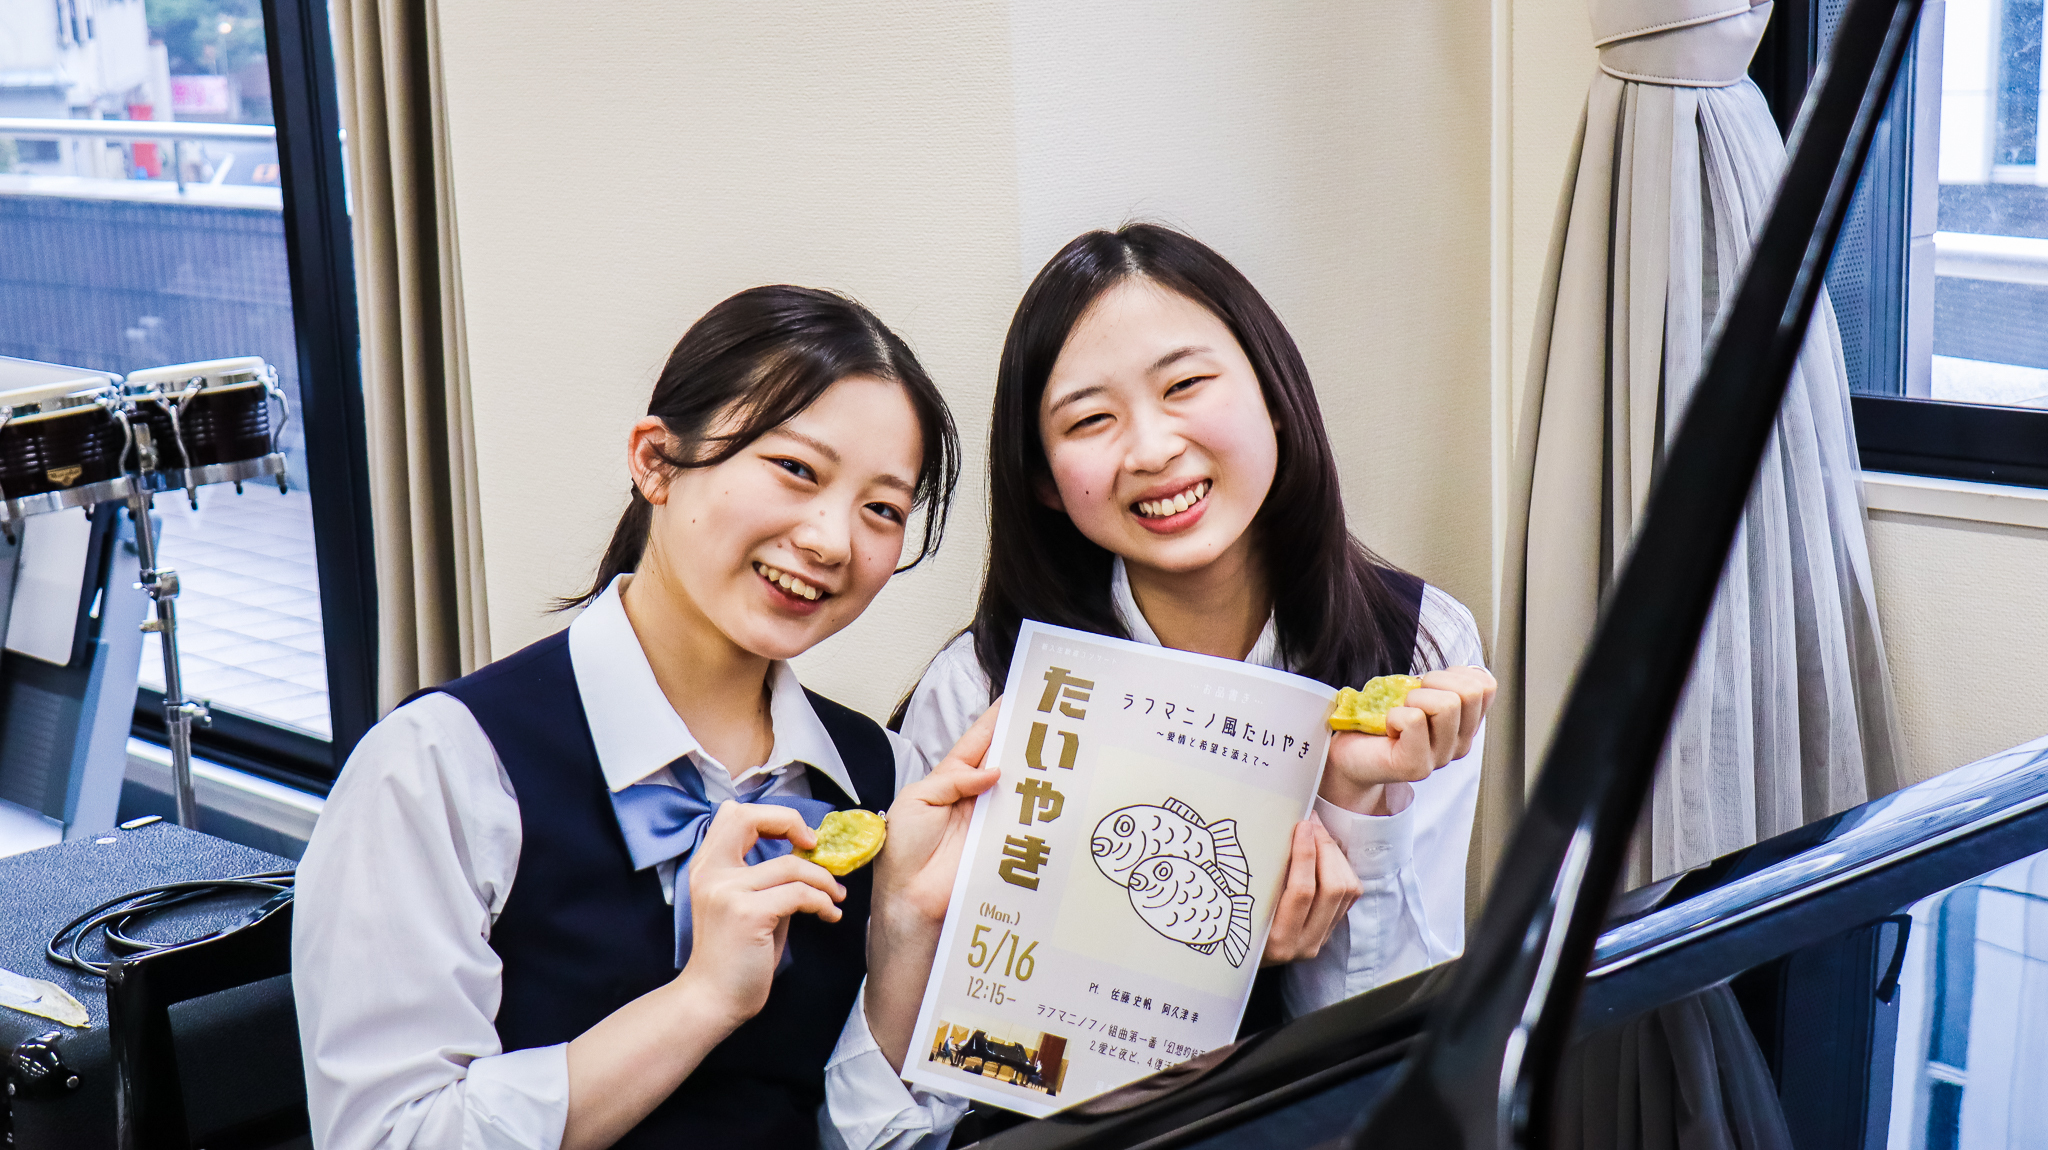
[
  {"x1": 0, "y1": 358, "x2": 135, "y2": 523},
  {"x1": 121, "y1": 356, "x2": 290, "y2": 501}
]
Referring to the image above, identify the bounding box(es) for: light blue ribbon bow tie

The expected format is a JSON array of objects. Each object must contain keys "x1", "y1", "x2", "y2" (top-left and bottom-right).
[{"x1": 609, "y1": 762, "x2": 835, "y2": 968}]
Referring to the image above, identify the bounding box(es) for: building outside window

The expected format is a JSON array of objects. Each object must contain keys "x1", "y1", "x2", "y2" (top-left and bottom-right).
[
  {"x1": 1758, "y1": 0, "x2": 2048, "y2": 489},
  {"x1": 1925, "y1": 0, "x2": 2048, "y2": 410}
]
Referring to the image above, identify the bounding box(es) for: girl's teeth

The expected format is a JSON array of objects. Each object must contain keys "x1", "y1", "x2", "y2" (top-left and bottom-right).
[
  {"x1": 758, "y1": 563, "x2": 821, "y2": 599},
  {"x1": 1139, "y1": 481, "x2": 1208, "y2": 518}
]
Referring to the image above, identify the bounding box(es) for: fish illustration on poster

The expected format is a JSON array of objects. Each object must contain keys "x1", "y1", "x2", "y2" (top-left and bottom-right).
[
  {"x1": 903, "y1": 620, "x2": 1341, "y2": 1118},
  {"x1": 1092, "y1": 800, "x2": 1255, "y2": 966}
]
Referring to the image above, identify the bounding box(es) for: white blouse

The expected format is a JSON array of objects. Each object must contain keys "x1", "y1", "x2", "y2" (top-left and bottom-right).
[
  {"x1": 896, "y1": 559, "x2": 1487, "y2": 1022},
  {"x1": 292, "y1": 577, "x2": 967, "y2": 1150}
]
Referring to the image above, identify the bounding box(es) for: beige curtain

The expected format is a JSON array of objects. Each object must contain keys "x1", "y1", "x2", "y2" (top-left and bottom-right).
[
  {"x1": 334, "y1": 0, "x2": 490, "y2": 713},
  {"x1": 1486, "y1": 0, "x2": 1904, "y2": 891}
]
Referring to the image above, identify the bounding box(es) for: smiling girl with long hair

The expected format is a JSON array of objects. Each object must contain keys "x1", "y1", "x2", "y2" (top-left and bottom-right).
[{"x1": 900, "y1": 225, "x2": 1496, "y2": 1033}]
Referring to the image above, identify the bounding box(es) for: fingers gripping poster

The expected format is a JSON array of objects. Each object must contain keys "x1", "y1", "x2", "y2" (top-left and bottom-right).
[{"x1": 904, "y1": 621, "x2": 1337, "y2": 1116}]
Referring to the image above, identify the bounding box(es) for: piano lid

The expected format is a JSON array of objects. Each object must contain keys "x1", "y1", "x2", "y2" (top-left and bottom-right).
[
  {"x1": 1594, "y1": 735, "x2": 2048, "y2": 977},
  {"x1": 966, "y1": 726, "x2": 2048, "y2": 1149}
]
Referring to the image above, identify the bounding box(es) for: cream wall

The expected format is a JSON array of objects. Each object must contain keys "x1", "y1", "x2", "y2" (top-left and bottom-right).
[
  {"x1": 435, "y1": 0, "x2": 1497, "y2": 719},
  {"x1": 1866, "y1": 511, "x2": 2048, "y2": 782},
  {"x1": 1008, "y1": 2, "x2": 1495, "y2": 607},
  {"x1": 437, "y1": 1, "x2": 1020, "y2": 716},
  {"x1": 1502, "y1": 0, "x2": 1596, "y2": 398}
]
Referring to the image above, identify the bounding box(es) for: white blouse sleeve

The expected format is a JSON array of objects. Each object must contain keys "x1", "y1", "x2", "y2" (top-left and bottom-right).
[
  {"x1": 895, "y1": 633, "x2": 994, "y2": 773},
  {"x1": 1406, "y1": 585, "x2": 1487, "y2": 960},
  {"x1": 293, "y1": 693, "x2": 568, "y2": 1150},
  {"x1": 819, "y1": 977, "x2": 974, "y2": 1150},
  {"x1": 1280, "y1": 584, "x2": 1488, "y2": 1018}
]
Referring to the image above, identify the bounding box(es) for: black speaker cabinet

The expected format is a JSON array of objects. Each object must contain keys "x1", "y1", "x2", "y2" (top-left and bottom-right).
[{"x1": 1, "y1": 821, "x2": 302, "y2": 1149}]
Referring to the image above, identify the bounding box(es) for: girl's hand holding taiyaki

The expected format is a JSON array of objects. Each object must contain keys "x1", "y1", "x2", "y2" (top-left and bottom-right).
[
  {"x1": 865, "y1": 703, "x2": 1004, "y2": 1071},
  {"x1": 1320, "y1": 666, "x2": 1497, "y2": 816}
]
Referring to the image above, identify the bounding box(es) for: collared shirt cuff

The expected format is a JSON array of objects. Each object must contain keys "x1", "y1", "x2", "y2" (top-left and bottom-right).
[
  {"x1": 1314, "y1": 795, "x2": 1416, "y2": 881},
  {"x1": 822, "y1": 980, "x2": 971, "y2": 1150},
  {"x1": 460, "y1": 1043, "x2": 569, "y2": 1150}
]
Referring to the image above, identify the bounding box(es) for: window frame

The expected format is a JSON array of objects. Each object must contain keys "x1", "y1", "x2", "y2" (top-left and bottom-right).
[
  {"x1": 1853, "y1": 394, "x2": 2048, "y2": 486},
  {"x1": 1755, "y1": 0, "x2": 2048, "y2": 492},
  {"x1": 126, "y1": 0, "x2": 378, "y2": 791}
]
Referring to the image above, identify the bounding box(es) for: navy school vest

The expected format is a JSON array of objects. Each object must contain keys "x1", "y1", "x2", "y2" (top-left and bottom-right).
[{"x1": 427, "y1": 630, "x2": 893, "y2": 1149}]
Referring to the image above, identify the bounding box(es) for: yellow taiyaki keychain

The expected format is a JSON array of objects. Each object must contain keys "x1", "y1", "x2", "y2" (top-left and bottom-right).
[
  {"x1": 1328, "y1": 674, "x2": 1425, "y2": 735},
  {"x1": 795, "y1": 809, "x2": 887, "y2": 876}
]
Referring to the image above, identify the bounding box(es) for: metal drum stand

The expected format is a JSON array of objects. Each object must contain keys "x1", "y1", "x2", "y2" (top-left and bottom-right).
[
  {"x1": 113, "y1": 355, "x2": 294, "y2": 830},
  {"x1": 127, "y1": 424, "x2": 208, "y2": 830}
]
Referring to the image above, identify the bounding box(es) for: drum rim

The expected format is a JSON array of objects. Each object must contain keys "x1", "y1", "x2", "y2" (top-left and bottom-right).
[
  {"x1": 0, "y1": 390, "x2": 121, "y2": 424},
  {"x1": 122, "y1": 356, "x2": 268, "y2": 387},
  {"x1": 138, "y1": 452, "x2": 287, "y2": 492},
  {"x1": 0, "y1": 357, "x2": 118, "y2": 394},
  {"x1": 119, "y1": 376, "x2": 266, "y2": 398},
  {"x1": 0, "y1": 381, "x2": 116, "y2": 415},
  {"x1": 0, "y1": 474, "x2": 136, "y2": 522}
]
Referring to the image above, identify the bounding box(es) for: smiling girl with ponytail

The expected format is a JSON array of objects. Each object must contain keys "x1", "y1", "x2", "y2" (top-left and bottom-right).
[{"x1": 297, "y1": 285, "x2": 1000, "y2": 1150}]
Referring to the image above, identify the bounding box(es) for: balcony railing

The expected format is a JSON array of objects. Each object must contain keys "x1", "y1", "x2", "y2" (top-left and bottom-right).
[
  {"x1": 1933, "y1": 229, "x2": 2048, "y2": 286},
  {"x1": 0, "y1": 117, "x2": 278, "y2": 142},
  {"x1": 0, "y1": 117, "x2": 281, "y2": 196}
]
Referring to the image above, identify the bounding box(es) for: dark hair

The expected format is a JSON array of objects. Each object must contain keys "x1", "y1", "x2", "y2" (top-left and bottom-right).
[
  {"x1": 968, "y1": 224, "x2": 1432, "y2": 694},
  {"x1": 562, "y1": 284, "x2": 959, "y2": 609}
]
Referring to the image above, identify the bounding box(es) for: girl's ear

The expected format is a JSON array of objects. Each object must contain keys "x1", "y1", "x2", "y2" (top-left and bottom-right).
[
  {"x1": 1035, "y1": 476, "x2": 1066, "y2": 513},
  {"x1": 627, "y1": 416, "x2": 675, "y2": 506}
]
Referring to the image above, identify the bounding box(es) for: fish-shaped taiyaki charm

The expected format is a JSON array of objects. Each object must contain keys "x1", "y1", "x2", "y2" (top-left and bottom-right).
[
  {"x1": 1090, "y1": 798, "x2": 1250, "y2": 895},
  {"x1": 1124, "y1": 855, "x2": 1256, "y2": 967}
]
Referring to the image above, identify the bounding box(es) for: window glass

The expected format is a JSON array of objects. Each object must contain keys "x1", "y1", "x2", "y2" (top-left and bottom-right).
[
  {"x1": 1932, "y1": 0, "x2": 2048, "y2": 410},
  {"x1": 0, "y1": 0, "x2": 331, "y2": 739},
  {"x1": 1888, "y1": 852, "x2": 2048, "y2": 1147}
]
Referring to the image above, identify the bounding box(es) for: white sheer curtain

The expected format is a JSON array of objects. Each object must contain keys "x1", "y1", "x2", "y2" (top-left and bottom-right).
[{"x1": 1493, "y1": 0, "x2": 1905, "y2": 883}]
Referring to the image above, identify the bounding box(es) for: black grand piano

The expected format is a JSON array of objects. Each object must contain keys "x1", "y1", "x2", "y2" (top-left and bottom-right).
[
  {"x1": 955, "y1": 1, "x2": 2048, "y2": 1147},
  {"x1": 960, "y1": 732, "x2": 2048, "y2": 1149}
]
